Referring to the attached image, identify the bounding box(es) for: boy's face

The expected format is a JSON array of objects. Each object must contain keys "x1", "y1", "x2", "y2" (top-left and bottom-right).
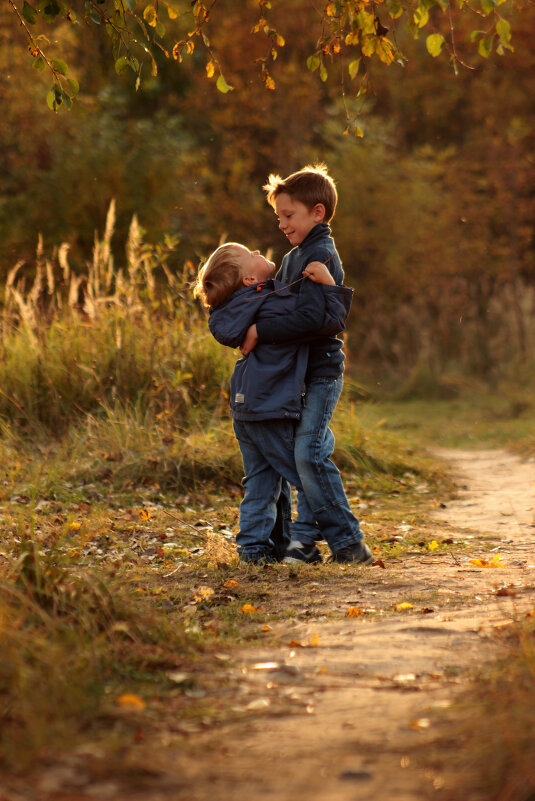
[
  {"x1": 274, "y1": 192, "x2": 325, "y2": 247},
  {"x1": 235, "y1": 246, "x2": 275, "y2": 284}
]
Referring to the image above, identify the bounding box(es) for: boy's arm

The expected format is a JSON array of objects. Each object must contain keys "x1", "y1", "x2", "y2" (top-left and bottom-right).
[{"x1": 240, "y1": 277, "x2": 328, "y2": 355}]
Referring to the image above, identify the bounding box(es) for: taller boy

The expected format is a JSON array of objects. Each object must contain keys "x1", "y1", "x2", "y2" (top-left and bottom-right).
[{"x1": 241, "y1": 164, "x2": 373, "y2": 565}]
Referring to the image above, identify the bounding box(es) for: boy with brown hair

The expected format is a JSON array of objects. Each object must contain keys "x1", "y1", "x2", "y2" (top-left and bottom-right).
[
  {"x1": 240, "y1": 163, "x2": 373, "y2": 565},
  {"x1": 194, "y1": 242, "x2": 353, "y2": 563}
]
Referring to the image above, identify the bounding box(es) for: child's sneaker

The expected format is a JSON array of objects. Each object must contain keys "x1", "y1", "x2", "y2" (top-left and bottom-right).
[
  {"x1": 330, "y1": 541, "x2": 374, "y2": 564},
  {"x1": 283, "y1": 540, "x2": 323, "y2": 564}
]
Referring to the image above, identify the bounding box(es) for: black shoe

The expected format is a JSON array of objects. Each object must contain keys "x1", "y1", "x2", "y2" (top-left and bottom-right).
[
  {"x1": 239, "y1": 551, "x2": 276, "y2": 565},
  {"x1": 330, "y1": 542, "x2": 374, "y2": 564},
  {"x1": 283, "y1": 541, "x2": 323, "y2": 564}
]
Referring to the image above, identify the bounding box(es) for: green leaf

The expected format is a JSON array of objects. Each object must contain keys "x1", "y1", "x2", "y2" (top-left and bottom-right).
[
  {"x1": 124, "y1": 0, "x2": 136, "y2": 8},
  {"x1": 32, "y1": 55, "x2": 46, "y2": 72},
  {"x1": 478, "y1": 36, "x2": 492, "y2": 57},
  {"x1": 426, "y1": 32, "x2": 445, "y2": 56},
  {"x1": 115, "y1": 55, "x2": 130, "y2": 73},
  {"x1": 470, "y1": 29, "x2": 483, "y2": 42},
  {"x1": 46, "y1": 85, "x2": 62, "y2": 111},
  {"x1": 51, "y1": 58, "x2": 68, "y2": 75},
  {"x1": 61, "y1": 91, "x2": 72, "y2": 109},
  {"x1": 348, "y1": 58, "x2": 360, "y2": 79},
  {"x1": 319, "y1": 62, "x2": 328, "y2": 82},
  {"x1": 88, "y1": 9, "x2": 101, "y2": 23},
  {"x1": 480, "y1": 0, "x2": 496, "y2": 14},
  {"x1": 413, "y1": 5, "x2": 429, "y2": 27},
  {"x1": 496, "y1": 18, "x2": 511, "y2": 42},
  {"x1": 216, "y1": 74, "x2": 233, "y2": 93},
  {"x1": 387, "y1": 0, "x2": 403, "y2": 19},
  {"x1": 68, "y1": 77, "x2": 80, "y2": 95},
  {"x1": 37, "y1": 0, "x2": 62, "y2": 21},
  {"x1": 306, "y1": 54, "x2": 320, "y2": 72},
  {"x1": 22, "y1": 1, "x2": 38, "y2": 24},
  {"x1": 155, "y1": 20, "x2": 166, "y2": 37},
  {"x1": 128, "y1": 56, "x2": 140, "y2": 72}
]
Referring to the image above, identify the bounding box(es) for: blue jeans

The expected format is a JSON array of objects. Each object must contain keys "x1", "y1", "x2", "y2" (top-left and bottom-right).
[
  {"x1": 233, "y1": 419, "x2": 301, "y2": 560},
  {"x1": 290, "y1": 376, "x2": 363, "y2": 552}
]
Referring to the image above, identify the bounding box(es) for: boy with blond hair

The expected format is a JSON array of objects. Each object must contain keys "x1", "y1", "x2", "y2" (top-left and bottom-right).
[
  {"x1": 240, "y1": 163, "x2": 372, "y2": 565},
  {"x1": 194, "y1": 242, "x2": 353, "y2": 563}
]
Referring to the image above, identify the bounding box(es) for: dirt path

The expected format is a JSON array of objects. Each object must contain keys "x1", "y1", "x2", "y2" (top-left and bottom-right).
[{"x1": 166, "y1": 448, "x2": 535, "y2": 801}]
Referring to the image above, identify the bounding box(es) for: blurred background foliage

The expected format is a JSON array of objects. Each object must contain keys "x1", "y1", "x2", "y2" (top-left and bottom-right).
[{"x1": 1, "y1": 0, "x2": 534, "y2": 393}]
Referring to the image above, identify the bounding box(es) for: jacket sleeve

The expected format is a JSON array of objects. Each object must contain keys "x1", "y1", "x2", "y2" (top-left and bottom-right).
[
  {"x1": 255, "y1": 278, "x2": 327, "y2": 344},
  {"x1": 314, "y1": 285, "x2": 353, "y2": 336}
]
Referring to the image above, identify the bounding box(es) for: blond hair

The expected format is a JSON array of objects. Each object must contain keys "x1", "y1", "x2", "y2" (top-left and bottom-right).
[
  {"x1": 263, "y1": 163, "x2": 337, "y2": 222},
  {"x1": 193, "y1": 243, "x2": 246, "y2": 308}
]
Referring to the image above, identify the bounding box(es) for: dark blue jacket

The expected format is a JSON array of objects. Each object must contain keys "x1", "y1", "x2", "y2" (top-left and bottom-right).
[
  {"x1": 255, "y1": 224, "x2": 346, "y2": 380},
  {"x1": 209, "y1": 278, "x2": 353, "y2": 421}
]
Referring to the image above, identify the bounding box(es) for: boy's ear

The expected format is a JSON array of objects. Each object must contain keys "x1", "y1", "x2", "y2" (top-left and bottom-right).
[
  {"x1": 313, "y1": 203, "x2": 326, "y2": 222},
  {"x1": 242, "y1": 275, "x2": 256, "y2": 286}
]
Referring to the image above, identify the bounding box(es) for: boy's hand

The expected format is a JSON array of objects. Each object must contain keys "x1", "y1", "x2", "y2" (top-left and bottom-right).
[
  {"x1": 302, "y1": 261, "x2": 335, "y2": 285},
  {"x1": 240, "y1": 324, "x2": 258, "y2": 356}
]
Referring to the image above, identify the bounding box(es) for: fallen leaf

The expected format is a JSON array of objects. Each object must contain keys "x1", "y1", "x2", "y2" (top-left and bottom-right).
[
  {"x1": 241, "y1": 603, "x2": 259, "y2": 615},
  {"x1": 116, "y1": 693, "x2": 146, "y2": 710},
  {"x1": 68, "y1": 521, "x2": 82, "y2": 531},
  {"x1": 410, "y1": 717, "x2": 430, "y2": 730},
  {"x1": 346, "y1": 606, "x2": 365, "y2": 617},
  {"x1": 166, "y1": 671, "x2": 190, "y2": 684},
  {"x1": 247, "y1": 698, "x2": 270, "y2": 711},
  {"x1": 371, "y1": 558, "x2": 386, "y2": 569},
  {"x1": 428, "y1": 540, "x2": 439, "y2": 551},
  {"x1": 223, "y1": 579, "x2": 238, "y2": 588},
  {"x1": 193, "y1": 585, "x2": 215, "y2": 603},
  {"x1": 470, "y1": 554, "x2": 506, "y2": 568},
  {"x1": 139, "y1": 508, "x2": 151, "y2": 521},
  {"x1": 309, "y1": 633, "x2": 320, "y2": 647},
  {"x1": 396, "y1": 602, "x2": 414, "y2": 611},
  {"x1": 261, "y1": 624, "x2": 271, "y2": 632},
  {"x1": 496, "y1": 585, "x2": 516, "y2": 597}
]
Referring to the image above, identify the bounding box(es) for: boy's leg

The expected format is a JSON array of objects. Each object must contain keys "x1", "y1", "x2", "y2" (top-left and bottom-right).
[
  {"x1": 270, "y1": 480, "x2": 292, "y2": 561},
  {"x1": 234, "y1": 419, "x2": 322, "y2": 562},
  {"x1": 233, "y1": 420, "x2": 287, "y2": 562},
  {"x1": 293, "y1": 376, "x2": 371, "y2": 560}
]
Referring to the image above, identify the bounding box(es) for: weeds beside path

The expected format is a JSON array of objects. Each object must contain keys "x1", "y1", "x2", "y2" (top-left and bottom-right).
[{"x1": 2, "y1": 446, "x2": 534, "y2": 801}]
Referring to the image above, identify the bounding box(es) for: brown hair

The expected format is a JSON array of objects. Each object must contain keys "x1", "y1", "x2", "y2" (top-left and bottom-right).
[
  {"x1": 263, "y1": 163, "x2": 337, "y2": 222},
  {"x1": 193, "y1": 243, "x2": 246, "y2": 308}
]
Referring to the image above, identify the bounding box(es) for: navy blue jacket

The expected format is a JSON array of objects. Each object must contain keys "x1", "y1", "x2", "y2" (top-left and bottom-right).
[
  {"x1": 255, "y1": 224, "x2": 346, "y2": 380},
  {"x1": 209, "y1": 278, "x2": 353, "y2": 421}
]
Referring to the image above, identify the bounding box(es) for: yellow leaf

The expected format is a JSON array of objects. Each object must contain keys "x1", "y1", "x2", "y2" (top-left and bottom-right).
[
  {"x1": 241, "y1": 603, "x2": 258, "y2": 615},
  {"x1": 346, "y1": 606, "x2": 365, "y2": 617},
  {"x1": 276, "y1": 34, "x2": 285, "y2": 47},
  {"x1": 375, "y1": 36, "x2": 395, "y2": 64},
  {"x1": 309, "y1": 633, "x2": 320, "y2": 647},
  {"x1": 139, "y1": 508, "x2": 151, "y2": 521},
  {"x1": 428, "y1": 540, "x2": 439, "y2": 551},
  {"x1": 167, "y1": 4, "x2": 179, "y2": 19},
  {"x1": 470, "y1": 555, "x2": 506, "y2": 568},
  {"x1": 206, "y1": 60, "x2": 215, "y2": 78},
  {"x1": 265, "y1": 75, "x2": 276, "y2": 90},
  {"x1": 223, "y1": 579, "x2": 238, "y2": 588},
  {"x1": 396, "y1": 602, "x2": 414, "y2": 611},
  {"x1": 193, "y1": 585, "x2": 215, "y2": 603},
  {"x1": 143, "y1": 4, "x2": 157, "y2": 27},
  {"x1": 69, "y1": 521, "x2": 81, "y2": 531},
  {"x1": 116, "y1": 693, "x2": 146, "y2": 709},
  {"x1": 261, "y1": 624, "x2": 271, "y2": 632}
]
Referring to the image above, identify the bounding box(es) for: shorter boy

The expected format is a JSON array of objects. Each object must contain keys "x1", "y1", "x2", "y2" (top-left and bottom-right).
[{"x1": 194, "y1": 242, "x2": 353, "y2": 563}]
